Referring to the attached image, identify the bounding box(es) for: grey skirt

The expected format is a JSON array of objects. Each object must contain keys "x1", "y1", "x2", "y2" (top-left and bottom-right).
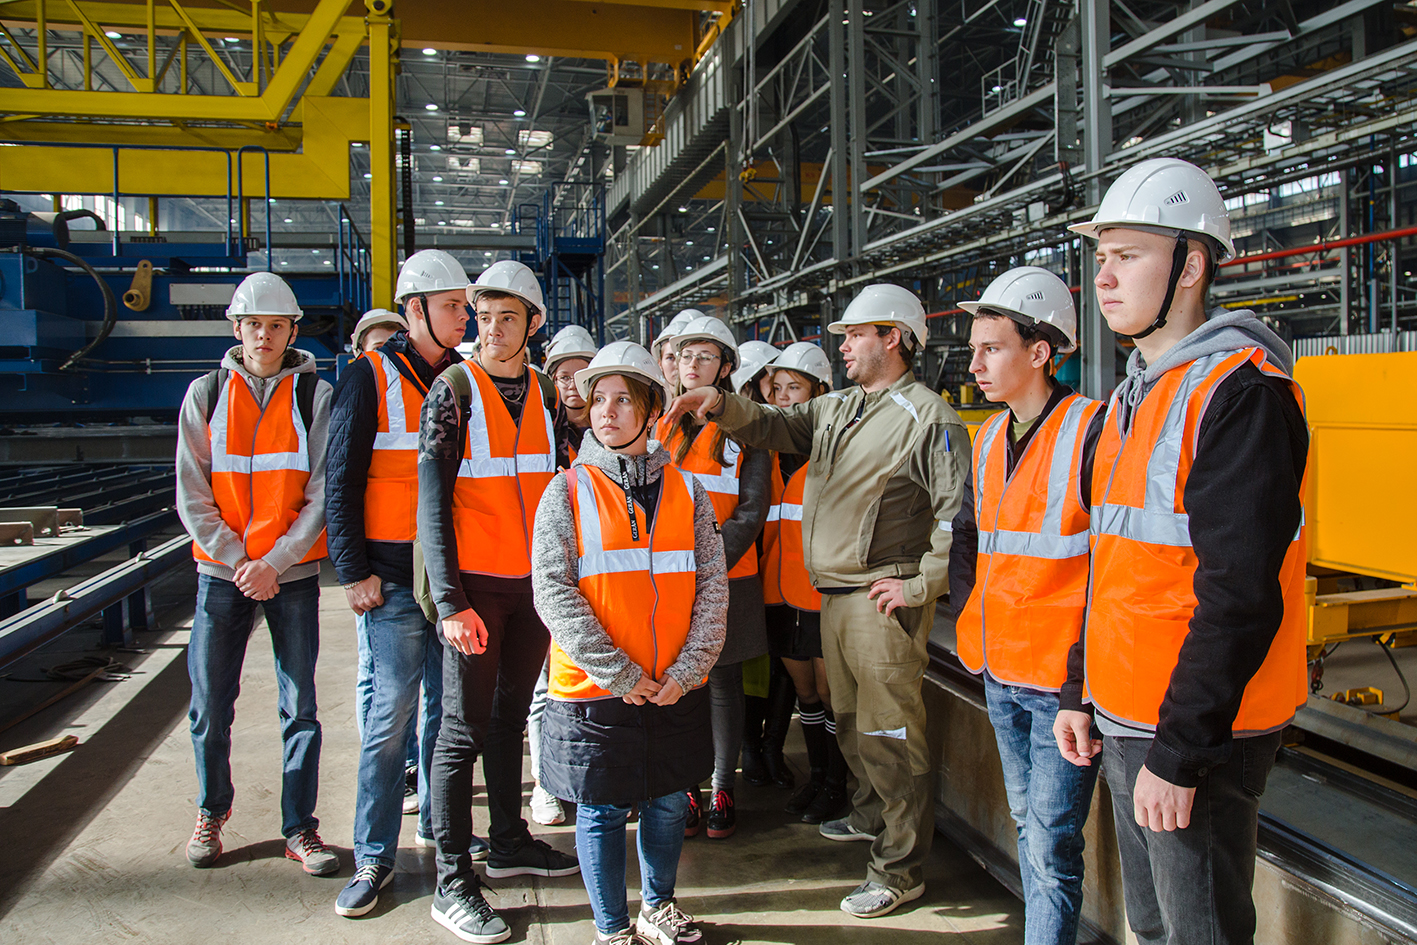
[{"x1": 716, "y1": 575, "x2": 769, "y2": 666}]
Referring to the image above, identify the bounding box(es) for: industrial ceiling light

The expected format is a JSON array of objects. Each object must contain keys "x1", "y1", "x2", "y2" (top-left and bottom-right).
[
  {"x1": 435, "y1": 200, "x2": 445, "y2": 205},
  {"x1": 499, "y1": 178, "x2": 509, "y2": 185},
  {"x1": 105, "y1": 31, "x2": 121, "y2": 38},
  {"x1": 432, "y1": 175, "x2": 443, "y2": 182},
  {"x1": 678, "y1": 206, "x2": 688, "y2": 213},
  {"x1": 425, "y1": 103, "x2": 438, "y2": 111},
  {"x1": 224, "y1": 37, "x2": 239, "y2": 43},
  {"x1": 438, "y1": 221, "x2": 447, "y2": 226},
  {"x1": 1013, "y1": 17, "x2": 1027, "y2": 26},
  {"x1": 363, "y1": 172, "x2": 372, "y2": 179},
  {"x1": 505, "y1": 148, "x2": 516, "y2": 155},
  {"x1": 283, "y1": 218, "x2": 293, "y2": 223},
  {"x1": 526, "y1": 54, "x2": 541, "y2": 62},
  {"x1": 513, "y1": 109, "x2": 527, "y2": 117},
  {"x1": 422, "y1": 47, "x2": 437, "y2": 55},
  {"x1": 429, "y1": 144, "x2": 442, "y2": 151}
]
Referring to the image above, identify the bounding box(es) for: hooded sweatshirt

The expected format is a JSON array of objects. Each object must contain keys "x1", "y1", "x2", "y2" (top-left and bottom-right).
[
  {"x1": 530, "y1": 433, "x2": 729, "y2": 698},
  {"x1": 176, "y1": 345, "x2": 333, "y2": 585},
  {"x1": 1060, "y1": 309, "x2": 1309, "y2": 787}
]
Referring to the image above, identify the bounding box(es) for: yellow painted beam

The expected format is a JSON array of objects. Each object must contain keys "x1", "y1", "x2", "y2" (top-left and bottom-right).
[
  {"x1": 0, "y1": 95, "x2": 362, "y2": 198},
  {"x1": 0, "y1": 119, "x2": 303, "y2": 148},
  {"x1": 271, "y1": 0, "x2": 701, "y2": 63},
  {"x1": 0, "y1": 0, "x2": 358, "y2": 119},
  {"x1": 367, "y1": 6, "x2": 397, "y2": 308},
  {"x1": 558, "y1": 0, "x2": 733, "y2": 13}
]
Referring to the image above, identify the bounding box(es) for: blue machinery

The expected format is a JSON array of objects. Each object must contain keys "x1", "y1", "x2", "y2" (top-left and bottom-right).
[
  {"x1": 0, "y1": 145, "x2": 372, "y2": 421},
  {"x1": 526, "y1": 182, "x2": 607, "y2": 344}
]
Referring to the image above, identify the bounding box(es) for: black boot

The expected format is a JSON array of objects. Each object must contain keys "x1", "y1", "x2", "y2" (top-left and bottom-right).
[
  {"x1": 802, "y1": 708, "x2": 851, "y2": 824},
  {"x1": 761, "y1": 669, "x2": 796, "y2": 789},
  {"x1": 786, "y1": 699, "x2": 828, "y2": 815},
  {"x1": 683, "y1": 788, "x2": 704, "y2": 838},
  {"x1": 741, "y1": 694, "x2": 769, "y2": 786}
]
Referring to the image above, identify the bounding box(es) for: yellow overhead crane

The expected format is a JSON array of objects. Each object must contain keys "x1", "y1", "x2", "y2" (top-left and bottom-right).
[{"x1": 0, "y1": 0, "x2": 731, "y2": 304}]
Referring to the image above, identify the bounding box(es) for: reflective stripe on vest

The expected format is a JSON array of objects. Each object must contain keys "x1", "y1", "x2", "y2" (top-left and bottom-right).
[
  {"x1": 196, "y1": 370, "x2": 326, "y2": 565},
  {"x1": 364, "y1": 351, "x2": 424, "y2": 543},
  {"x1": 450, "y1": 361, "x2": 557, "y2": 578},
  {"x1": 550, "y1": 463, "x2": 699, "y2": 701},
  {"x1": 768, "y1": 461, "x2": 820, "y2": 612},
  {"x1": 760, "y1": 454, "x2": 785, "y2": 605},
  {"x1": 1084, "y1": 347, "x2": 1308, "y2": 735},
  {"x1": 956, "y1": 394, "x2": 1100, "y2": 689},
  {"x1": 657, "y1": 417, "x2": 757, "y2": 579}
]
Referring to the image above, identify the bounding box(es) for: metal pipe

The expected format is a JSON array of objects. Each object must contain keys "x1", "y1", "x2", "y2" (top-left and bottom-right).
[{"x1": 1219, "y1": 224, "x2": 1417, "y2": 267}]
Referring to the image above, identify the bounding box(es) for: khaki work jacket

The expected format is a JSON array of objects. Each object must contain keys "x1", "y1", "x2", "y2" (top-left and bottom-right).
[{"x1": 716, "y1": 370, "x2": 968, "y2": 609}]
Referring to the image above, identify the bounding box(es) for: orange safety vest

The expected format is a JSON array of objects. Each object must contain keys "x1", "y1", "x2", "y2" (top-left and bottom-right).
[
  {"x1": 196, "y1": 370, "x2": 327, "y2": 566},
  {"x1": 549, "y1": 463, "x2": 700, "y2": 701},
  {"x1": 1085, "y1": 347, "x2": 1308, "y2": 735},
  {"x1": 956, "y1": 394, "x2": 1102, "y2": 689},
  {"x1": 364, "y1": 350, "x2": 425, "y2": 543},
  {"x1": 656, "y1": 417, "x2": 757, "y2": 580},
  {"x1": 451, "y1": 360, "x2": 557, "y2": 578},
  {"x1": 762, "y1": 459, "x2": 822, "y2": 612},
  {"x1": 760, "y1": 454, "x2": 784, "y2": 605}
]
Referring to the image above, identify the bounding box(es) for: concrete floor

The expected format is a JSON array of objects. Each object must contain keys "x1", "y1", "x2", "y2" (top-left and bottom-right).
[{"x1": 0, "y1": 562, "x2": 1024, "y2": 945}]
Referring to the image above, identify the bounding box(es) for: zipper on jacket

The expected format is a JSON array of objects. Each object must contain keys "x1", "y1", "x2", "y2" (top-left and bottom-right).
[
  {"x1": 241, "y1": 373, "x2": 279, "y2": 548},
  {"x1": 825, "y1": 398, "x2": 866, "y2": 478}
]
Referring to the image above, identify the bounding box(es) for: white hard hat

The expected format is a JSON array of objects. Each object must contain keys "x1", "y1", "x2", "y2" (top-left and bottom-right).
[
  {"x1": 227, "y1": 271, "x2": 303, "y2": 322},
  {"x1": 771, "y1": 341, "x2": 833, "y2": 390},
  {"x1": 544, "y1": 326, "x2": 599, "y2": 375},
  {"x1": 395, "y1": 249, "x2": 470, "y2": 303},
  {"x1": 673, "y1": 315, "x2": 740, "y2": 371},
  {"x1": 651, "y1": 309, "x2": 703, "y2": 351},
  {"x1": 468, "y1": 260, "x2": 545, "y2": 317},
  {"x1": 731, "y1": 340, "x2": 781, "y2": 393},
  {"x1": 1068, "y1": 158, "x2": 1234, "y2": 261},
  {"x1": 827, "y1": 283, "x2": 928, "y2": 349},
  {"x1": 959, "y1": 267, "x2": 1078, "y2": 354},
  {"x1": 574, "y1": 340, "x2": 670, "y2": 403},
  {"x1": 351, "y1": 308, "x2": 409, "y2": 349}
]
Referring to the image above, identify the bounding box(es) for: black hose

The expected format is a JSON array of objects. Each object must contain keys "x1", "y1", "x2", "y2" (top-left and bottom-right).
[
  {"x1": 17, "y1": 246, "x2": 119, "y2": 372},
  {"x1": 1368, "y1": 640, "x2": 1412, "y2": 717}
]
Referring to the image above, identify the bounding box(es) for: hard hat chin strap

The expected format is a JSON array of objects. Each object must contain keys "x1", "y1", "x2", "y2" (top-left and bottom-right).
[
  {"x1": 418, "y1": 293, "x2": 462, "y2": 353},
  {"x1": 602, "y1": 393, "x2": 661, "y2": 451},
  {"x1": 497, "y1": 311, "x2": 535, "y2": 363},
  {"x1": 1123, "y1": 234, "x2": 1190, "y2": 341}
]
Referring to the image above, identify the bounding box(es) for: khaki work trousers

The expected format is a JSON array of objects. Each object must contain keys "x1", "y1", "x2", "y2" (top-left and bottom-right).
[{"x1": 820, "y1": 590, "x2": 934, "y2": 891}]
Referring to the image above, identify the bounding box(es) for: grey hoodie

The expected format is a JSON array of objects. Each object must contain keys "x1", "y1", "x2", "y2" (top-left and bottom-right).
[
  {"x1": 1112, "y1": 308, "x2": 1294, "y2": 433},
  {"x1": 176, "y1": 345, "x2": 333, "y2": 584},
  {"x1": 531, "y1": 433, "x2": 729, "y2": 699}
]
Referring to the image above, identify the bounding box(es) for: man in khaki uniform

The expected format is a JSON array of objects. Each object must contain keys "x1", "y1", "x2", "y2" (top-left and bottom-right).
[{"x1": 665, "y1": 284, "x2": 968, "y2": 918}]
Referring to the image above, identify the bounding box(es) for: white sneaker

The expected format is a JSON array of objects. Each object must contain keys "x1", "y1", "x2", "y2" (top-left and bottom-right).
[{"x1": 530, "y1": 784, "x2": 566, "y2": 826}]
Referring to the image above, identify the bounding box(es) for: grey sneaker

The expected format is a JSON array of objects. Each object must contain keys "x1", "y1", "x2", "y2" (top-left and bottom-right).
[
  {"x1": 818, "y1": 818, "x2": 877, "y2": 843},
  {"x1": 595, "y1": 930, "x2": 654, "y2": 945},
  {"x1": 335, "y1": 862, "x2": 393, "y2": 917},
  {"x1": 530, "y1": 784, "x2": 565, "y2": 826},
  {"x1": 285, "y1": 827, "x2": 340, "y2": 876},
  {"x1": 485, "y1": 837, "x2": 579, "y2": 879},
  {"x1": 416, "y1": 831, "x2": 490, "y2": 861},
  {"x1": 637, "y1": 899, "x2": 703, "y2": 945},
  {"x1": 840, "y1": 881, "x2": 923, "y2": 918},
  {"x1": 402, "y1": 765, "x2": 420, "y2": 815},
  {"x1": 432, "y1": 876, "x2": 509, "y2": 944},
  {"x1": 186, "y1": 809, "x2": 230, "y2": 868}
]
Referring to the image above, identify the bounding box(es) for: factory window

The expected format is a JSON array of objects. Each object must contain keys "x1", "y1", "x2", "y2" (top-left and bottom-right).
[
  {"x1": 518, "y1": 130, "x2": 554, "y2": 150},
  {"x1": 447, "y1": 123, "x2": 483, "y2": 146}
]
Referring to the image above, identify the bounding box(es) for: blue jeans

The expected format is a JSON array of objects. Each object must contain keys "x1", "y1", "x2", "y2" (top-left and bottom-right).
[
  {"x1": 188, "y1": 573, "x2": 321, "y2": 838},
  {"x1": 576, "y1": 792, "x2": 689, "y2": 935},
  {"x1": 353, "y1": 583, "x2": 444, "y2": 866},
  {"x1": 984, "y1": 674, "x2": 1099, "y2": 945}
]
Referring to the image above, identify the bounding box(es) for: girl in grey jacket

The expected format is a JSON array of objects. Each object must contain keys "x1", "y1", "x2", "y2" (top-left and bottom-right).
[{"x1": 531, "y1": 350, "x2": 728, "y2": 945}]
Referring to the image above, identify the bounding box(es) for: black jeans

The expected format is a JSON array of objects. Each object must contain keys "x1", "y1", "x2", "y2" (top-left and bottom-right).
[
  {"x1": 431, "y1": 582, "x2": 550, "y2": 887},
  {"x1": 1104, "y1": 731, "x2": 1282, "y2": 945}
]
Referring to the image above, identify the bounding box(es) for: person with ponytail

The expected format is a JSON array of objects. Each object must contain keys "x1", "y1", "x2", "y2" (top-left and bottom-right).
[
  {"x1": 532, "y1": 342, "x2": 728, "y2": 945},
  {"x1": 655, "y1": 316, "x2": 772, "y2": 841}
]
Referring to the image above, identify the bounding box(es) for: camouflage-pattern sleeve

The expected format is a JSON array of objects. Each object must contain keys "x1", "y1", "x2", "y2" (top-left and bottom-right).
[{"x1": 420, "y1": 377, "x2": 462, "y2": 462}]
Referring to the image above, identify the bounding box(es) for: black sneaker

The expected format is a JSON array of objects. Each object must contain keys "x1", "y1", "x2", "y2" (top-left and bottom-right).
[
  {"x1": 683, "y1": 789, "x2": 703, "y2": 838},
  {"x1": 705, "y1": 789, "x2": 735, "y2": 839},
  {"x1": 740, "y1": 745, "x2": 768, "y2": 786},
  {"x1": 432, "y1": 876, "x2": 510, "y2": 944},
  {"x1": 786, "y1": 776, "x2": 824, "y2": 816},
  {"x1": 484, "y1": 837, "x2": 580, "y2": 879},
  {"x1": 402, "y1": 764, "x2": 419, "y2": 815}
]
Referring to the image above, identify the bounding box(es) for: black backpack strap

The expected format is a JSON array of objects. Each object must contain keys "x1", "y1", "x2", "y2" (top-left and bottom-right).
[
  {"x1": 202, "y1": 368, "x2": 228, "y2": 425},
  {"x1": 295, "y1": 372, "x2": 318, "y2": 432},
  {"x1": 534, "y1": 367, "x2": 558, "y2": 410}
]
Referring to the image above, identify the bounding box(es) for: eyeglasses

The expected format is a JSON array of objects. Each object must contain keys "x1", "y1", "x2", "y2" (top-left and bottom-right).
[
  {"x1": 677, "y1": 352, "x2": 721, "y2": 365},
  {"x1": 552, "y1": 374, "x2": 578, "y2": 386}
]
